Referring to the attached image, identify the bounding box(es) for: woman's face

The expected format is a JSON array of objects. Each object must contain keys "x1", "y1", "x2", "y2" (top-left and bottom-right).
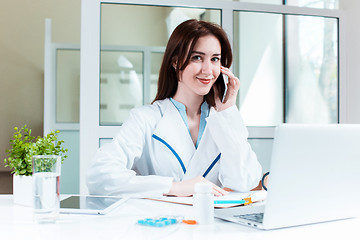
[{"x1": 177, "y1": 35, "x2": 221, "y2": 98}]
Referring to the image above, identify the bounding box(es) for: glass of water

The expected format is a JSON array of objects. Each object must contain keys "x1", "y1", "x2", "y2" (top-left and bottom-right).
[{"x1": 32, "y1": 155, "x2": 61, "y2": 223}]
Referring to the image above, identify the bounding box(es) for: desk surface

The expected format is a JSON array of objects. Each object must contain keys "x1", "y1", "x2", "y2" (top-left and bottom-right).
[{"x1": 0, "y1": 195, "x2": 359, "y2": 240}]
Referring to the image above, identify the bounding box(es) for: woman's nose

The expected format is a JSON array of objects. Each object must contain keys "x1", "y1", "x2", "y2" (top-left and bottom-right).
[{"x1": 201, "y1": 60, "x2": 212, "y2": 75}]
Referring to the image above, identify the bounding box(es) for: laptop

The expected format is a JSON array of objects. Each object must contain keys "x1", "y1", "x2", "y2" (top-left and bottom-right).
[{"x1": 215, "y1": 124, "x2": 360, "y2": 230}]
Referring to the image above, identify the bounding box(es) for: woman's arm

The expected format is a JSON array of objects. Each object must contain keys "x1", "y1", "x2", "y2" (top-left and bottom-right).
[
  {"x1": 86, "y1": 106, "x2": 173, "y2": 198},
  {"x1": 209, "y1": 67, "x2": 262, "y2": 191},
  {"x1": 167, "y1": 176, "x2": 228, "y2": 197},
  {"x1": 206, "y1": 106, "x2": 262, "y2": 192}
]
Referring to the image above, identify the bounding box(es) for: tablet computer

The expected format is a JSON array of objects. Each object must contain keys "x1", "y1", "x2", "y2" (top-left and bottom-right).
[{"x1": 60, "y1": 195, "x2": 128, "y2": 215}]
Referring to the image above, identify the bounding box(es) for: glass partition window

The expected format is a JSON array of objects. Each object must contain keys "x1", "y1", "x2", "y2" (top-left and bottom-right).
[
  {"x1": 234, "y1": 11, "x2": 338, "y2": 126},
  {"x1": 100, "y1": 3, "x2": 221, "y2": 125},
  {"x1": 150, "y1": 52, "x2": 164, "y2": 101},
  {"x1": 56, "y1": 49, "x2": 80, "y2": 123},
  {"x1": 99, "y1": 138, "x2": 113, "y2": 148},
  {"x1": 100, "y1": 51, "x2": 143, "y2": 125},
  {"x1": 234, "y1": 12, "x2": 284, "y2": 126},
  {"x1": 286, "y1": 15, "x2": 338, "y2": 123}
]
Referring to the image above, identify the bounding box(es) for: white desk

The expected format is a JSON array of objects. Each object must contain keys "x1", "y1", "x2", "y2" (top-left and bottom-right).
[{"x1": 0, "y1": 195, "x2": 359, "y2": 240}]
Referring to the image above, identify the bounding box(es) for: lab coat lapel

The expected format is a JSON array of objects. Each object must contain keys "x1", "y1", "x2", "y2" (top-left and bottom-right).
[
  {"x1": 152, "y1": 99, "x2": 196, "y2": 174},
  {"x1": 183, "y1": 125, "x2": 221, "y2": 181}
]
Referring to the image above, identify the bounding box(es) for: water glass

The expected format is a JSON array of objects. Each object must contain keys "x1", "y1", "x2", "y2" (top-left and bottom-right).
[{"x1": 32, "y1": 155, "x2": 61, "y2": 223}]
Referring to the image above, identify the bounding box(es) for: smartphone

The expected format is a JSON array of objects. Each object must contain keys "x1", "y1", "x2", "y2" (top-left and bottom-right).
[{"x1": 213, "y1": 73, "x2": 228, "y2": 102}]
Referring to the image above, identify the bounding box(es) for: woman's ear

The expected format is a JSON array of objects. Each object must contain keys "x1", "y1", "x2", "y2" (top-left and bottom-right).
[{"x1": 171, "y1": 56, "x2": 178, "y2": 70}]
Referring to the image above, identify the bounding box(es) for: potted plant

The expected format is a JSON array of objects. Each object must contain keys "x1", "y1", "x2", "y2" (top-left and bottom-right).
[{"x1": 3, "y1": 125, "x2": 68, "y2": 206}]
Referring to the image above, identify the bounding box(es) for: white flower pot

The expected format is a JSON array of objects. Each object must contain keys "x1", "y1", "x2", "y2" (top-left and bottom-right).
[{"x1": 13, "y1": 175, "x2": 33, "y2": 207}]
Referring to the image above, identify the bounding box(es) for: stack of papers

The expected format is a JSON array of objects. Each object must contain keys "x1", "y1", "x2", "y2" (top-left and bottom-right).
[{"x1": 147, "y1": 190, "x2": 267, "y2": 208}]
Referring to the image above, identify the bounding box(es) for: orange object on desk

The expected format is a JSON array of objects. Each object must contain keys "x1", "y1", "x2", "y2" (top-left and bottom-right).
[
  {"x1": 243, "y1": 197, "x2": 253, "y2": 205},
  {"x1": 182, "y1": 219, "x2": 197, "y2": 225}
]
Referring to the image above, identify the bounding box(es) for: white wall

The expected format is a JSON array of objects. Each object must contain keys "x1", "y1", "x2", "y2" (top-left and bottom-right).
[
  {"x1": 0, "y1": 0, "x2": 81, "y2": 172},
  {"x1": 340, "y1": 0, "x2": 360, "y2": 123}
]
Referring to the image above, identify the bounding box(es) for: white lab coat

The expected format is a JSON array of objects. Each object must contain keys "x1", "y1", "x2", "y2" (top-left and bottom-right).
[{"x1": 86, "y1": 98, "x2": 262, "y2": 198}]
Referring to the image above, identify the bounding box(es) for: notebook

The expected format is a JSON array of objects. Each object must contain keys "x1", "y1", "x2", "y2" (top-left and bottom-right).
[{"x1": 215, "y1": 124, "x2": 360, "y2": 230}]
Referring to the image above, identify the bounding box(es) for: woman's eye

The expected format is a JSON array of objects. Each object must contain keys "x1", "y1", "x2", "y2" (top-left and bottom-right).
[
  {"x1": 191, "y1": 55, "x2": 202, "y2": 61},
  {"x1": 212, "y1": 57, "x2": 220, "y2": 62}
]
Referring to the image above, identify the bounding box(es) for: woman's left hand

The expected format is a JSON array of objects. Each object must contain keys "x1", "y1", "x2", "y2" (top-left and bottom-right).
[{"x1": 214, "y1": 66, "x2": 240, "y2": 112}]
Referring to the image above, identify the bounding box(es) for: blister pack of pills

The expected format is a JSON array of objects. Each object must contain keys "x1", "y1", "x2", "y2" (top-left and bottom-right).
[{"x1": 137, "y1": 216, "x2": 183, "y2": 227}]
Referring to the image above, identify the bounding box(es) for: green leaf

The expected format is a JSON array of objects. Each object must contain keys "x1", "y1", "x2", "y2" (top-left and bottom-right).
[{"x1": 3, "y1": 125, "x2": 68, "y2": 175}]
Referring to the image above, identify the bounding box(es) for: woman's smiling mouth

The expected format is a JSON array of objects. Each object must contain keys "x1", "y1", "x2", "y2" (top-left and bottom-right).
[{"x1": 197, "y1": 77, "x2": 213, "y2": 84}]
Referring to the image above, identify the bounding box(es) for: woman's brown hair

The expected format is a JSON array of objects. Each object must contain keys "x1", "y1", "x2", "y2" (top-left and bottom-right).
[{"x1": 152, "y1": 19, "x2": 233, "y2": 106}]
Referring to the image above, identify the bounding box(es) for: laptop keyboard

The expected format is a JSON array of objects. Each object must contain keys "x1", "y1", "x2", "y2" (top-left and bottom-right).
[{"x1": 234, "y1": 213, "x2": 264, "y2": 223}]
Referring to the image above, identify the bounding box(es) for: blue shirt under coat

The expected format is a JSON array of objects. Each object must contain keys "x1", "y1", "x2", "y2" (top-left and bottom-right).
[{"x1": 169, "y1": 98, "x2": 210, "y2": 148}]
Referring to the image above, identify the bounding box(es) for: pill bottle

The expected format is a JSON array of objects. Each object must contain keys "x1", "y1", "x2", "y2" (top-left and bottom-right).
[{"x1": 193, "y1": 182, "x2": 214, "y2": 224}]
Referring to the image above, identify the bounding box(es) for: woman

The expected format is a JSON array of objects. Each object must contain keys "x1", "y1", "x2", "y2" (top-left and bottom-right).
[{"x1": 86, "y1": 19, "x2": 262, "y2": 198}]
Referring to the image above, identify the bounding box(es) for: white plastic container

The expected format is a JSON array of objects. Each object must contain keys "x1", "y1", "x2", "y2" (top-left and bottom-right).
[
  {"x1": 13, "y1": 174, "x2": 33, "y2": 207},
  {"x1": 193, "y1": 182, "x2": 214, "y2": 224}
]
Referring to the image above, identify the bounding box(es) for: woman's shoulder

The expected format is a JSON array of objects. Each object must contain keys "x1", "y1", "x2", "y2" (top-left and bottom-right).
[{"x1": 129, "y1": 98, "x2": 171, "y2": 121}]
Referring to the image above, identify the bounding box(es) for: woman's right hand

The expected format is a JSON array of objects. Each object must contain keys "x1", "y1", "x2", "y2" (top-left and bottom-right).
[
  {"x1": 166, "y1": 176, "x2": 228, "y2": 197},
  {"x1": 214, "y1": 66, "x2": 241, "y2": 112}
]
